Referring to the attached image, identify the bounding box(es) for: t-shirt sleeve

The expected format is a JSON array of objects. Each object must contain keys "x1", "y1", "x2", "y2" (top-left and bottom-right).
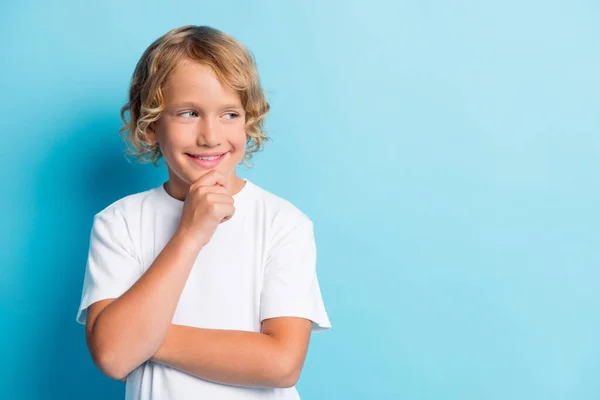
[
  {"x1": 75, "y1": 207, "x2": 142, "y2": 325},
  {"x1": 259, "y1": 220, "x2": 332, "y2": 332}
]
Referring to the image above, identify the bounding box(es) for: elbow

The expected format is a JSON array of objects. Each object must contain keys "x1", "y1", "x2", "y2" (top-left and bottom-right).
[
  {"x1": 276, "y1": 371, "x2": 300, "y2": 389},
  {"x1": 273, "y1": 355, "x2": 303, "y2": 389},
  {"x1": 86, "y1": 311, "x2": 133, "y2": 381},
  {"x1": 92, "y1": 349, "x2": 130, "y2": 381},
  {"x1": 88, "y1": 334, "x2": 132, "y2": 381}
]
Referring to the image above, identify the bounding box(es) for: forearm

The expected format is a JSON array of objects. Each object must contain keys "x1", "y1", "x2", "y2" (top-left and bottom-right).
[
  {"x1": 150, "y1": 324, "x2": 291, "y2": 388},
  {"x1": 92, "y1": 230, "x2": 203, "y2": 378}
]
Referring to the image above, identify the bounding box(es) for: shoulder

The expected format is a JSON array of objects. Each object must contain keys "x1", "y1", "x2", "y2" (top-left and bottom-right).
[
  {"x1": 93, "y1": 187, "x2": 157, "y2": 225},
  {"x1": 88, "y1": 188, "x2": 160, "y2": 253},
  {"x1": 248, "y1": 181, "x2": 313, "y2": 229}
]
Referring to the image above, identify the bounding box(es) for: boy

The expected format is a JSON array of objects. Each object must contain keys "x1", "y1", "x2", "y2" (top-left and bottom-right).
[{"x1": 76, "y1": 25, "x2": 331, "y2": 399}]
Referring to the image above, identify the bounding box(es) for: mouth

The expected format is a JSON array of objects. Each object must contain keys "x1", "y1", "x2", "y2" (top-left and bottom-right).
[{"x1": 185, "y1": 151, "x2": 229, "y2": 168}]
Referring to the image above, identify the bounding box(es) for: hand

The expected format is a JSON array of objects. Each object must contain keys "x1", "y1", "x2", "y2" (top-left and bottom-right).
[{"x1": 176, "y1": 170, "x2": 235, "y2": 247}]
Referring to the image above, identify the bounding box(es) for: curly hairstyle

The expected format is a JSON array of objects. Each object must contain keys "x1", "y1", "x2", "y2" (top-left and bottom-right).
[{"x1": 119, "y1": 25, "x2": 271, "y2": 168}]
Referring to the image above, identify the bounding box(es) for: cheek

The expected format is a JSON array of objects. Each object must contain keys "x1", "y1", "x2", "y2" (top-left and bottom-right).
[
  {"x1": 231, "y1": 129, "x2": 248, "y2": 150},
  {"x1": 158, "y1": 126, "x2": 190, "y2": 150}
]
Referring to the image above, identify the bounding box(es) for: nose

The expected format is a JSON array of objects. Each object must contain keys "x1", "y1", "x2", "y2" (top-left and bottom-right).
[{"x1": 196, "y1": 115, "x2": 220, "y2": 147}]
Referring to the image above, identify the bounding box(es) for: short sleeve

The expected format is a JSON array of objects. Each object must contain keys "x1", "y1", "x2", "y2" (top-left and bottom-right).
[
  {"x1": 75, "y1": 208, "x2": 142, "y2": 325},
  {"x1": 260, "y1": 220, "x2": 331, "y2": 332}
]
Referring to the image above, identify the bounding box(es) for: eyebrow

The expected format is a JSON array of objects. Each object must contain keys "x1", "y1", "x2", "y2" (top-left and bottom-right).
[{"x1": 169, "y1": 102, "x2": 243, "y2": 111}]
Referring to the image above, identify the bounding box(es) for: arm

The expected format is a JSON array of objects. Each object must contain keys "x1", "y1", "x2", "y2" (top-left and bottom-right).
[
  {"x1": 86, "y1": 231, "x2": 203, "y2": 381},
  {"x1": 150, "y1": 317, "x2": 313, "y2": 388}
]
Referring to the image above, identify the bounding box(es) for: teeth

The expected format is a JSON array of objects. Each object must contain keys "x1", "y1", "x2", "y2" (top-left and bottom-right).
[{"x1": 194, "y1": 154, "x2": 222, "y2": 161}]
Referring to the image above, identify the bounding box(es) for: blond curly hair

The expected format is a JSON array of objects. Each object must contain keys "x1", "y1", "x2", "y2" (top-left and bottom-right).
[{"x1": 119, "y1": 25, "x2": 271, "y2": 168}]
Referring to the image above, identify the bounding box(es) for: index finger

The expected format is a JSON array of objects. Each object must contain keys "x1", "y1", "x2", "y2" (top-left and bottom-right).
[{"x1": 192, "y1": 169, "x2": 229, "y2": 190}]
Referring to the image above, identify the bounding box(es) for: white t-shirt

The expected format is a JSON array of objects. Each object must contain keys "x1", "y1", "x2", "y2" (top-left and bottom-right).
[{"x1": 76, "y1": 178, "x2": 331, "y2": 400}]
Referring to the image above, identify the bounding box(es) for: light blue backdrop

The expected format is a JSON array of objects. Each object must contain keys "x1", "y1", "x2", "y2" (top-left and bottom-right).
[{"x1": 1, "y1": 1, "x2": 599, "y2": 399}]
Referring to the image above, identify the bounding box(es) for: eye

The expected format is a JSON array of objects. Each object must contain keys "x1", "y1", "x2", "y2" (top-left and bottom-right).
[
  {"x1": 223, "y1": 112, "x2": 239, "y2": 120},
  {"x1": 179, "y1": 111, "x2": 198, "y2": 118}
]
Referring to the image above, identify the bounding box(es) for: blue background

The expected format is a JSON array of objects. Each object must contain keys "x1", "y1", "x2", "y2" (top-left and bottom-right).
[{"x1": 1, "y1": 1, "x2": 599, "y2": 399}]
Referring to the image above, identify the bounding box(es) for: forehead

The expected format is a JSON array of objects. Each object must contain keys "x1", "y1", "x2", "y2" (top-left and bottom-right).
[{"x1": 164, "y1": 60, "x2": 241, "y2": 106}]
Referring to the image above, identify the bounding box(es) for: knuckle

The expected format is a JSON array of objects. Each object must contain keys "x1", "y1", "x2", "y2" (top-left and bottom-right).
[
  {"x1": 204, "y1": 192, "x2": 215, "y2": 202},
  {"x1": 208, "y1": 202, "x2": 219, "y2": 213},
  {"x1": 193, "y1": 184, "x2": 204, "y2": 194}
]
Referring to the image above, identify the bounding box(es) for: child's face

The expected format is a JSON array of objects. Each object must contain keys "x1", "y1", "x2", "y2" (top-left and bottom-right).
[{"x1": 149, "y1": 59, "x2": 247, "y2": 190}]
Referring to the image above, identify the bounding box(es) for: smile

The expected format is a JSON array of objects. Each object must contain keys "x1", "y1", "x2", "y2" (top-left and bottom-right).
[{"x1": 185, "y1": 152, "x2": 228, "y2": 168}]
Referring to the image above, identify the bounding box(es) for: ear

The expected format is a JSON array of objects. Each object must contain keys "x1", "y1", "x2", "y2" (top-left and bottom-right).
[{"x1": 146, "y1": 122, "x2": 158, "y2": 145}]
